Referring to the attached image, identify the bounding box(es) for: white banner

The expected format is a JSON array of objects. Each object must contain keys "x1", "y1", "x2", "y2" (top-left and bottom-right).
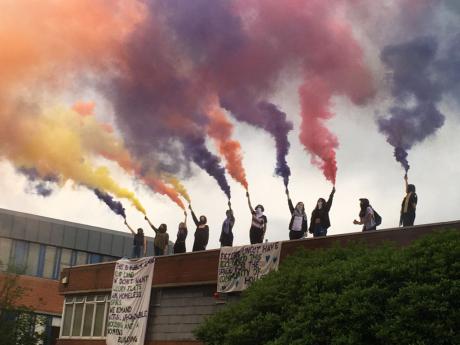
[
  {"x1": 217, "y1": 242, "x2": 282, "y2": 293},
  {"x1": 106, "y1": 257, "x2": 155, "y2": 345}
]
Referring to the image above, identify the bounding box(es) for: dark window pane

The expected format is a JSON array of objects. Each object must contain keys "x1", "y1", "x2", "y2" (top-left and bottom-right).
[
  {"x1": 61, "y1": 304, "x2": 73, "y2": 336},
  {"x1": 71, "y1": 304, "x2": 83, "y2": 336},
  {"x1": 12, "y1": 240, "x2": 28, "y2": 272},
  {"x1": 82, "y1": 304, "x2": 94, "y2": 336},
  {"x1": 89, "y1": 254, "x2": 102, "y2": 264},
  {"x1": 104, "y1": 302, "x2": 110, "y2": 336},
  {"x1": 93, "y1": 303, "x2": 105, "y2": 337}
]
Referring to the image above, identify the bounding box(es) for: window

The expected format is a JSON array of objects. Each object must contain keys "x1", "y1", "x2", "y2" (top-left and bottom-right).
[
  {"x1": 89, "y1": 254, "x2": 102, "y2": 264},
  {"x1": 60, "y1": 295, "x2": 110, "y2": 339},
  {"x1": 0, "y1": 238, "x2": 12, "y2": 270},
  {"x1": 59, "y1": 248, "x2": 73, "y2": 275},
  {"x1": 43, "y1": 246, "x2": 57, "y2": 279},
  {"x1": 25, "y1": 242, "x2": 40, "y2": 276},
  {"x1": 12, "y1": 240, "x2": 28, "y2": 272},
  {"x1": 74, "y1": 251, "x2": 88, "y2": 266}
]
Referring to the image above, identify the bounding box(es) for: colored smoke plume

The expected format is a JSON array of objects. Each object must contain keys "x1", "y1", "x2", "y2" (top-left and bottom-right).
[
  {"x1": 94, "y1": 189, "x2": 126, "y2": 219},
  {"x1": 206, "y1": 99, "x2": 248, "y2": 190},
  {"x1": 164, "y1": 175, "x2": 191, "y2": 204},
  {"x1": 144, "y1": 174, "x2": 185, "y2": 210},
  {"x1": 0, "y1": 106, "x2": 146, "y2": 214},
  {"x1": 378, "y1": 36, "x2": 445, "y2": 172}
]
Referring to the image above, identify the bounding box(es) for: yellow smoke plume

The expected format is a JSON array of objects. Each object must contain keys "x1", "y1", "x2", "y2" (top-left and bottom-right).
[{"x1": 0, "y1": 106, "x2": 146, "y2": 214}]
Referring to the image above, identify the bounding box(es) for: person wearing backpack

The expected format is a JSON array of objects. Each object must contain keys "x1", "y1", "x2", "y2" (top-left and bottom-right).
[{"x1": 353, "y1": 198, "x2": 381, "y2": 231}]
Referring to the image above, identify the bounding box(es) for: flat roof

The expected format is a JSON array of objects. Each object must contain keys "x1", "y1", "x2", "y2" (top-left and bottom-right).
[{"x1": 0, "y1": 208, "x2": 154, "y2": 257}]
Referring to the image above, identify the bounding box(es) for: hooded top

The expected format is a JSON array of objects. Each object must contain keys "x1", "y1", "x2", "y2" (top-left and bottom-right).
[
  {"x1": 153, "y1": 225, "x2": 169, "y2": 249},
  {"x1": 309, "y1": 189, "x2": 335, "y2": 233},
  {"x1": 288, "y1": 199, "x2": 308, "y2": 233}
]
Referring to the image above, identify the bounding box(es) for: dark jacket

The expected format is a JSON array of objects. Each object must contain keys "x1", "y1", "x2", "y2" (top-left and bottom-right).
[
  {"x1": 220, "y1": 214, "x2": 235, "y2": 246},
  {"x1": 173, "y1": 227, "x2": 187, "y2": 254},
  {"x1": 309, "y1": 191, "x2": 334, "y2": 233},
  {"x1": 191, "y1": 211, "x2": 209, "y2": 251},
  {"x1": 288, "y1": 199, "x2": 308, "y2": 233}
]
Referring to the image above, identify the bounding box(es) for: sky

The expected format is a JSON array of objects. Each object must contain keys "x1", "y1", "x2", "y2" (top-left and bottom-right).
[{"x1": 0, "y1": 0, "x2": 459, "y2": 252}]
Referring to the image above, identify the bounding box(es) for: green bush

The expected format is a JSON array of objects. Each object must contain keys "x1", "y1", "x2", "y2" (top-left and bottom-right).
[{"x1": 195, "y1": 230, "x2": 460, "y2": 345}]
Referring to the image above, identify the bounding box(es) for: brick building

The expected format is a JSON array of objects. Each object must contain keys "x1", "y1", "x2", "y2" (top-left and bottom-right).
[
  {"x1": 0, "y1": 208, "x2": 155, "y2": 345},
  {"x1": 55, "y1": 220, "x2": 460, "y2": 345}
]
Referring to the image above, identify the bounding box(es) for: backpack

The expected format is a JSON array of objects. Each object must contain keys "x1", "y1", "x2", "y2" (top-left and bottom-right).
[{"x1": 373, "y1": 210, "x2": 382, "y2": 226}]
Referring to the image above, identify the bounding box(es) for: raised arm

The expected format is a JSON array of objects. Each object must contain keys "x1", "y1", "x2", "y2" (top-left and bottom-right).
[
  {"x1": 189, "y1": 204, "x2": 199, "y2": 226},
  {"x1": 124, "y1": 219, "x2": 136, "y2": 235},
  {"x1": 326, "y1": 186, "x2": 336, "y2": 211},
  {"x1": 183, "y1": 210, "x2": 188, "y2": 225},
  {"x1": 144, "y1": 216, "x2": 158, "y2": 233},
  {"x1": 286, "y1": 188, "x2": 294, "y2": 214},
  {"x1": 246, "y1": 191, "x2": 254, "y2": 213},
  {"x1": 228, "y1": 200, "x2": 233, "y2": 212},
  {"x1": 404, "y1": 174, "x2": 409, "y2": 193}
]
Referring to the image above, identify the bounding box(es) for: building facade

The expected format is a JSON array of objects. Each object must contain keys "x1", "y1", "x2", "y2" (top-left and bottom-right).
[
  {"x1": 55, "y1": 220, "x2": 460, "y2": 345},
  {"x1": 0, "y1": 208, "x2": 155, "y2": 345}
]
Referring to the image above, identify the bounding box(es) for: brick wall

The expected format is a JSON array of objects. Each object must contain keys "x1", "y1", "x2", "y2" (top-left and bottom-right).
[{"x1": 0, "y1": 273, "x2": 63, "y2": 315}]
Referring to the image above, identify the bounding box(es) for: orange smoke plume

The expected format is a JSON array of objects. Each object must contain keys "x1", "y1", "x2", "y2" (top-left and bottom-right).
[
  {"x1": 206, "y1": 99, "x2": 248, "y2": 190},
  {"x1": 143, "y1": 174, "x2": 185, "y2": 210}
]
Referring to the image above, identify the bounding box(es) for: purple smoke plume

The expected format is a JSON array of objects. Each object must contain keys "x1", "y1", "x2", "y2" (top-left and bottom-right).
[
  {"x1": 17, "y1": 167, "x2": 58, "y2": 197},
  {"x1": 94, "y1": 189, "x2": 126, "y2": 219},
  {"x1": 104, "y1": 2, "x2": 232, "y2": 197},
  {"x1": 151, "y1": 0, "x2": 294, "y2": 186},
  {"x1": 377, "y1": 36, "x2": 445, "y2": 172},
  {"x1": 221, "y1": 99, "x2": 293, "y2": 186}
]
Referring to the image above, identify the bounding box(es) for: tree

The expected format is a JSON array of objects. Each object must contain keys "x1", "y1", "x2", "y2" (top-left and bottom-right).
[
  {"x1": 0, "y1": 265, "x2": 48, "y2": 345},
  {"x1": 195, "y1": 230, "x2": 460, "y2": 345}
]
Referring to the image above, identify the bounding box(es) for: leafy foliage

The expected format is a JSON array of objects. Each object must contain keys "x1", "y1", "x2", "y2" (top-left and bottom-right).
[
  {"x1": 0, "y1": 265, "x2": 48, "y2": 345},
  {"x1": 195, "y1": 230, "x2": 460, "y2": 345}
]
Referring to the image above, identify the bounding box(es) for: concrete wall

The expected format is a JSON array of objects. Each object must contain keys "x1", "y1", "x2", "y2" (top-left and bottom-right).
[
  {"x1": 0, "y1": 208, "x2": 155, "y2": 257},
  {"x1": 148, "y1": 285, "x2": 239, "y2": 342}
]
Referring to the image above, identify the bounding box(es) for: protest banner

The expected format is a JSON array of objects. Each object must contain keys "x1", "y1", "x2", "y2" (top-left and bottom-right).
[
  {"x1": 217, "y1": 242, "x2": 282, "y2": 293},
  {"x1": 106, "y1": 257, "x2": 155, "y2": 345}
]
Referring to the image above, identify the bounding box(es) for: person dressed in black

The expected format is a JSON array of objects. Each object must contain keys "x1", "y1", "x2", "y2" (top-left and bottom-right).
[
  {"x1": 309, "y1": 186, "x2": 335, "y2": 237},
  {"x1": 145, "y1": 216, "x2": 169, "y2": 256},
  {"x1": 246, "y1": 191, "x2": 267, "y2": 244},
  {"x1": 124, "y1": 219, "x2": 146, "y2": 258},
  {"x1": 189, "y1": 204, "x2": 209, "y2": 252},
  {"x1": 285, "y1": 188, "x2": 308, "y2": 240},
  {"x1": 220, "y1": 201, "x2": 235, "y2": 247},
  {"x1": 173, "y1": 211, "x2": 188, "y2": 254},
  {"x1": 400, "y1": 174, "x2": 418, "y2": 227}
]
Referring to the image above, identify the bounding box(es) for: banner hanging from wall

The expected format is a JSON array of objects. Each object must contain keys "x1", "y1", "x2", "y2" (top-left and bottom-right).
[
  {"x1": 106, "y1": 257, "x2": 155, "y2": 345},
  {"x1": 217, "y1": 242, "x2": 282, "y2": 293}
]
